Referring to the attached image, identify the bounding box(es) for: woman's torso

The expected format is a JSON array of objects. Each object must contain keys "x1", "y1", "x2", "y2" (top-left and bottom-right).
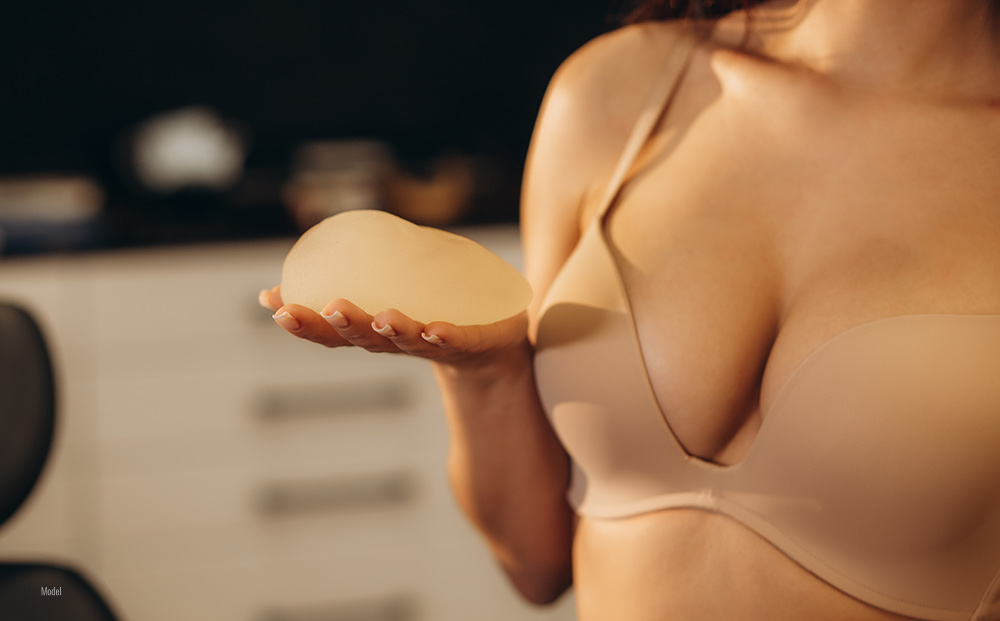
[{"x1": 536, "y1": 19, "x2": 1000, "y2": 621}]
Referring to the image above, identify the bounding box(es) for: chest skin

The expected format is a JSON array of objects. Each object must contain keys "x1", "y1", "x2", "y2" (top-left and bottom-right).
[{"x1": 597, "y1": 43, "x2": 1000, "y2": 464}]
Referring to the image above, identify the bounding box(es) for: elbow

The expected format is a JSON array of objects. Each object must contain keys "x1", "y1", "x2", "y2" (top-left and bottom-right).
[
  {"x1": 519, "y1": 583, "x2": 571, "y2": 607},
  {"x1": 507, "y1": 561, "x2": 573, "y2": 606}
]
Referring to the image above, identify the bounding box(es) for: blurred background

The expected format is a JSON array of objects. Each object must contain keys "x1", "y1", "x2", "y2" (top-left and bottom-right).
[
  {"x1": 0, "y1": 2, "x2": 623, "y2": 620},
  {"x1": 0, "y1": 0, "x2": 619, "y2": 254}
]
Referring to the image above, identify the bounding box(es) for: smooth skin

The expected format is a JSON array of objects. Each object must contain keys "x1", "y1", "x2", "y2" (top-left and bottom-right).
[{"x1": 264, "y1": 0, "x2": 1000, "y2": 618}]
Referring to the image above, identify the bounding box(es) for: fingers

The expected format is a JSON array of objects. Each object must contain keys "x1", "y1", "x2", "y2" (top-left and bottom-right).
[
  {"x1": 265, "y1": 292, "x2": 398, "y2": 352},
  {"x1": 270, "y1": 298, "x2": 410, "y2": 353},
  {"x1": 269, "y1": 296, "x2": 529, "y2": 363},
  {"x1": 318, "y1": 299, "x2": 399, "y2": 353},
  {"x1": 272, "y1": 303, "x2": 352, "y2": 348},
  {"x1": 370, "y1": 308, "x2": 443, "y2": 356},
  {"x1": 258, "y1": 286, "x2": 283, "y2": 313}
]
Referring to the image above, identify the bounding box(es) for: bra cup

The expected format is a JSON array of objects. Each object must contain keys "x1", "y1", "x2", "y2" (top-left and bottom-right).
[
  {"x1": 535, "y1": 218, "x2": 1000, "y2": 619},
  {"x1": 734, "y1": 315, "x2": 1000, "y2": 614},
  {"x1": 537, "y1": 224, "x2": 707, "y2": 510}
]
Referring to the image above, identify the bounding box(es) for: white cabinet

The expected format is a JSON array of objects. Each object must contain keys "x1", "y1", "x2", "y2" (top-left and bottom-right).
[{"x1": 0, "y1": 226, "x2": 576, "y2": 621}]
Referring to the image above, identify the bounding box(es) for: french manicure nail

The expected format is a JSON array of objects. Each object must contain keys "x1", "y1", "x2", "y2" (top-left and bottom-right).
[
  {"x1": 372, "y1": 321, "x2": 397, "y2": 337},
  {"x1": 421, "y1": 332, "x2": 443, "y2": 345},
  {"x1": 322, "y1": 310, "x2": 349, "y2": 328},
  {"x1": 273, "y1": 311, "x2": 300, "y2": 330}
]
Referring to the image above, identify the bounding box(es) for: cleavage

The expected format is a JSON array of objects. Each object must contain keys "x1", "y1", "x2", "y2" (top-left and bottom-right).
[{"x1": 602, "y1": 195, "x2": 781, "y2": 465}]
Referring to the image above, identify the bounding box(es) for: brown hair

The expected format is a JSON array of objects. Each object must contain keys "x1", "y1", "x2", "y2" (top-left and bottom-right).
[{"x1": 623, "y1": 0, "x2": 763, "y2": 22}]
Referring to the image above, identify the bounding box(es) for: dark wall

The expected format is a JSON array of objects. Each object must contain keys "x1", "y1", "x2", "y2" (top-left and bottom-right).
[{"x1": 0, "y1": 1, "x2": 619, "y2": 240}]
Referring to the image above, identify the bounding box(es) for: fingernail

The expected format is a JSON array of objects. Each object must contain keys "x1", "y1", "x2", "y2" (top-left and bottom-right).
[
  {"x1": 421, "y1": 332, "x2": 443, "y2": 345},
  {"x1": 273, "y1": 311, "x2": 300, "y2": 330},
  {"x1": 258, "y1": 289, "x2": 271, "y2": 308},
  {"x1": 321, "y1": 309, "x2": 349, "y2": 328},
  {"x1": 372, "y1": 321, "x2": 397, "y2": 337}
]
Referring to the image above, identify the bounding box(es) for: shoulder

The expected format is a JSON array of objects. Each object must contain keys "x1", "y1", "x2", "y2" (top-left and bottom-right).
[
  {"x1": 522, "y1": 19, "x2": 700, "y2": 229},
  {"x1": 520, "y1": 20, "x2": 701, "y2": 328},
  {"x1": 525, "y1": 19, "x2": 701, "y2": 206},
  {"x1": 546, "y1": 20, "x2": 699, "y2": 142}
]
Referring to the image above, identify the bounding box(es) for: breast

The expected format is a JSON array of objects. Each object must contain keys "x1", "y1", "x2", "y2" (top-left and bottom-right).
[
  {"x1": 534, "y1": 218, "x2": 1000, "y2": 619},
  {"x1": 738, "y1": 313, "x2": 1000, "y2": 618},
  {"x1": 535, "y1": 218, "x2": 703, "y2": 511}
]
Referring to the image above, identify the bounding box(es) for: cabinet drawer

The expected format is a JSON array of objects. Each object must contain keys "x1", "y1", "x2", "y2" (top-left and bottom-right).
[
  {"x1": 100, "y1": 506, "x2": 436, "y2": 570},
  {"x1": 96, "y1": 448, "x2": 454, "y2": 534},
  {"x1": 96, "y1": 404, "x2": 446, "y2": 476},
  {"x1": 93, "y1": 341, "x2": 441, "y2": 440},
  {"x1": 88, "y1": 240, "x2": 291, "y2": 345}
]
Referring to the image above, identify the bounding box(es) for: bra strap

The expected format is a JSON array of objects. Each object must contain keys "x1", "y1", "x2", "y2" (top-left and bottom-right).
[{"x1": 593, "y1": 29, "x2": 700, "y2": 221}]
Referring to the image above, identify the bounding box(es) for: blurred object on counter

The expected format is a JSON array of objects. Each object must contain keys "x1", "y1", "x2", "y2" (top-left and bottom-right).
[
  {"x1": 119, "y1": 106, "x2": 249, "y2": 195},
  {"x1": 383, "y1": 153, "x2": 475, "y2": 227},
  {"x1": 284, "y1": 140, "x2": 485, "y2": 230},
  {"x1": 282, "y1": 140, "x2": 395, "y2": 231},
  {"x1": 0, "y1": 175, "x2": 105, "y2": 254}
]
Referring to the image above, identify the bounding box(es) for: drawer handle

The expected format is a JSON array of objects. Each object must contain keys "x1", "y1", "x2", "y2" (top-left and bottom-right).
[
  {"x1": 254, "y1": 471, "x2": 417, "y2": 515},
  {"x1": 255, "y1": 379, "x2": 415, "y2": 421},
  {"x1": 259, "y1": 593, "x2": 418, "y2": 621}
]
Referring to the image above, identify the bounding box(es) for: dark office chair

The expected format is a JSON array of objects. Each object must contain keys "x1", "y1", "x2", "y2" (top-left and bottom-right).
[{"x1": 0, "y1": 301, "x2": 121, "y2": 620}]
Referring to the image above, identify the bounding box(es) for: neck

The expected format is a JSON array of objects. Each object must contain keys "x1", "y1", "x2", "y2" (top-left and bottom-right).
[{"x1": 721, "y1": 0, "x2": 1000, "y2": 100}]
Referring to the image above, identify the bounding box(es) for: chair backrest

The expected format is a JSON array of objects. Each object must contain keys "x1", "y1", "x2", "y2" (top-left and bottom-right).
[{"x1": 0, "y1": 302, "x2": 56, "y2": 528}]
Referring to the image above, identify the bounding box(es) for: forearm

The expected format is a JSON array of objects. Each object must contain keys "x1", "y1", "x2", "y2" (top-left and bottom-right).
[
  {"x1": 432, "y1": 338, "x2": 575, "y2": 604},
  {"x1": 264, "y1": 287, "x2": 572, "y2": 600}
]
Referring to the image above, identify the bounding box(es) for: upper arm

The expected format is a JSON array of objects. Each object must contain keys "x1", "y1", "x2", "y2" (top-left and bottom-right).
[{"x1": 519, "y1": 21, "x2": 695, "y2": 338}]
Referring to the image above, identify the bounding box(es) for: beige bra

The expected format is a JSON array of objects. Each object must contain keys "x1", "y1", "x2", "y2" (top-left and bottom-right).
[{"x1": 533, "y1": 30, "x2": 1000, "y2": 621}]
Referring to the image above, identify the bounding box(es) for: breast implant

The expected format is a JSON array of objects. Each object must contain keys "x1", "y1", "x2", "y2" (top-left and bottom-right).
[{"x1": 280, "y1": 209, "x2": 532, "y2": 326}]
